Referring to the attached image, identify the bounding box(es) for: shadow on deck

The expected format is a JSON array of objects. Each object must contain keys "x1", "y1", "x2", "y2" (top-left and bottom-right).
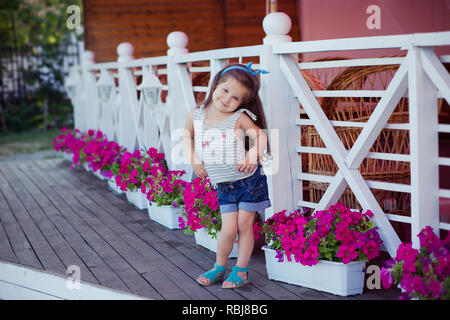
[{"x1": 0, "y1": 158, "x2": 400, "y2": 300}]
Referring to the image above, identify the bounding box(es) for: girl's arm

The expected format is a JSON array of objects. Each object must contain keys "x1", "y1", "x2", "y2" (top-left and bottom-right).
[
  {"x1": 183, "y1": 110, "x2": 208, "y2": 178},
  {"x1": 235, "y1": 113, "x2": 268, "y2": 174}
]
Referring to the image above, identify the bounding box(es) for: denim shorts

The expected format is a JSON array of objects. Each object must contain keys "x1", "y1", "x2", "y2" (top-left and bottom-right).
[{"x1": 216, "y1": 166, "x2": 271, "y2": 214}]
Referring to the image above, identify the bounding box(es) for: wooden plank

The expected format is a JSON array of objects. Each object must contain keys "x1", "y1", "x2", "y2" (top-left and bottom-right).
[
  {"x1": 0, "y1": 187, "x2": 42, "y2": 270},
  {"x1": 88, "y1": 0, "x2": 223, "y2": 5},
  {"x1": 142, "y1": 223, "x2": 250, "y2": 299},
  {"x1": 19, "y1": 161, "x2": 138, "y2": 296},
  {"x1": 66, "y1": 196, "x2": 193, "y2": 299},
  {"x1": 0, "y1": 216, "x2": 18, "y2": 264},
  {"x1": 0, "y1": 164, "x2": 65, "y2": 275},
  {"x1": 83, "y1": 0, "x2": 300, "y2": 62},
  {"x1": 44, "y1": 160, "x2": 243, "y2": 299},
  {"x1": 38, "y1": 159, "x2": 197, "y2": 299},
  {"x1": 86, "y1": 15, "x2": 225, "y2": 26},
  {"x1": 0, "y1": 169, "x2": 30, "y2": 266},
  {"x1": 86, "y1": 28, "x2": 224, "y2": 38},
  {"x1": 84, "y1": 194, "x2": 218, "y2": 300},
  {"x1": 87, "y1": 4, "x2": 222, "y2": 16},
  {"x1": 10, "y1": 161, "x2": 100, "y2": 285},
  {"x1": 89, "y1": 0, "x2": 223, "y2": 5},
  {"x1": 44, "y1": 160, "x2": 220, "y2": 300},
  {"x1": 28, "y1": 160, "x2": 165, "y2": 299}
]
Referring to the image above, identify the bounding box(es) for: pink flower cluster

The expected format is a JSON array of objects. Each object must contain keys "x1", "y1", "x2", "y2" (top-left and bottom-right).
[
  {"x1": 381, "y1": 226, "x2": 449, "y2": 300},
  {"x1": 257, "y1": 202, "x2": 382, "y2": 266},
  {"x1": 53, "y1": 127, "x2": 86, "y2": 165},
  {"x1": 53, "y1": 127, "x2": 76, "y2": 153},
  {"x1": 178, "y1": 178, "x2": 221, "y2": 237},
  {"x1": 53, "y1": 128, "x2": 172, "y2": 194},
  {"x1": 113, "y1": 146, "x2": 168, "y2": 192},
  {"x1": 53, "y1": 128, "x2": 124, "y2": 178},
  {"x1": 114, "y1": 150, "x2": 145, "y2": 191},
  {"x1": 145, "y1": 169, "x2": 187, "y2": 207},
  {"x1": 84, "y1": 133, "x2": 123, "y2": 176}
]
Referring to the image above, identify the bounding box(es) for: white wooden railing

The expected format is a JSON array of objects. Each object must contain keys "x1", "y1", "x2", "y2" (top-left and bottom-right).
[{"x1": 65, "y1": 12, "x2": 450, "y2": 258}]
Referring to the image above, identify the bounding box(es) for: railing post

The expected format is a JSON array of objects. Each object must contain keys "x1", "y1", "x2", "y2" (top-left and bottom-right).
[
  {"x1": 117, "y1": 42, "x2": 140, "y2": 151},
  {"x1": 166, "y1": 31, "x2": 195, "y2": 178},
  {"x1": 408, "y1": 44, "x2": 440, "y2": 247},
  {"x1": 81, "y1": 50, "x2": 99, "y2": 133},
  {"x1": 97, "y1": 68, "x2": 117, "y2": 140},
  {"x1": 260, "y1": 12, "x2": 302, "y2": 218},
  {"x1": 66, "y1": 66, "x2": 83, "y2": 133}
]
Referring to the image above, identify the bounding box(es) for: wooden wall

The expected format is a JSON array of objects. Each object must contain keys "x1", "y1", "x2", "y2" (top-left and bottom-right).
[{"x1": 83, "y1": 0, "x2": 301, "y2": 62}]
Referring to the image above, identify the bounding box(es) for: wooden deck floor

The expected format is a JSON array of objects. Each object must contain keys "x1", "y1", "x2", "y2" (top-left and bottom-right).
[{"x1": 0, "y1": 158, "x2": 400, "y2": 300}]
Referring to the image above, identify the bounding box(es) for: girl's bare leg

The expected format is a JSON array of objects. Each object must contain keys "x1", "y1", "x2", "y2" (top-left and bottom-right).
[{"x1": 222, "y1": 209, "x2": 255, "y2": 288}]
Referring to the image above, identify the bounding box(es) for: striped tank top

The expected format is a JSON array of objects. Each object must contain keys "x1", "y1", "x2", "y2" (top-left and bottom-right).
[{"x1": 193, "y1": 105, "x2": 258, "y2": 184}]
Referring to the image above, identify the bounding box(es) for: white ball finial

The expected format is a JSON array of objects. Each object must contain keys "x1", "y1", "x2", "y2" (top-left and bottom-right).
[
  {"x1": 263, "y1": 12, "x2": 292, "y2": 44},
  {"x1": 167, "y1": 31, "x2": 189, "y2": 56},
  {"x1": 117, "y1": 42, "x2": 134, "y2": 62},
  {"x1": 83, "y1": 50, "x2": 95, "y2": 65}
]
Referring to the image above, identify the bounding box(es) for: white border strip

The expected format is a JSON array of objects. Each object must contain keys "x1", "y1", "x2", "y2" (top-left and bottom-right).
[{"x1": 0, "y1": 261, "x2": 148, "y2": 300}]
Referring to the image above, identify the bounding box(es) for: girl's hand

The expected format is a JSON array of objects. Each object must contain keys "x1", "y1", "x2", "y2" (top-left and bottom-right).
[
  {"x1": 237, "y1": 151, "x2": 258, "y2": 175},
  {"x1": 193, "y1": 163, "x2": 208, "y2": 179},
  {"x1": 191, "y1": 155, "x2": 208, "y2": 179}
]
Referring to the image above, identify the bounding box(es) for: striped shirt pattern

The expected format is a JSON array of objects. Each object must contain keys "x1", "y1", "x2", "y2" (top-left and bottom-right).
[{"x1": 193, "y1": 105, "x2": 258, "y2": 184}]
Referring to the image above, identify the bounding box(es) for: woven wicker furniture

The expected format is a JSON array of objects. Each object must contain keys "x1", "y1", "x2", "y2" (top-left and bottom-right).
[{"x1": 304, "y1": 58, "x2": 411, "y2": 214}]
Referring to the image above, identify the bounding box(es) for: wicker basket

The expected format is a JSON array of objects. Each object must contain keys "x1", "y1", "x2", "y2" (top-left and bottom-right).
[{"x1": 304, "y1": 57, "x2": 411, "y2": 213}]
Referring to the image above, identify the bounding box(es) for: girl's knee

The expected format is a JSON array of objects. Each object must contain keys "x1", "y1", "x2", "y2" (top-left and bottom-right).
[
  {"x1": 220, "y1": 215, "x2": 238, "y2": 239},
  {"x1": 238, "y1": 222, "x2": 253, "y2": 235},
  {"x1": 237, "y1": 211, "x2": 256, "y2": 234},
  {"x1": 220, "y1": 226, "x2": 237, "y2": 241}
]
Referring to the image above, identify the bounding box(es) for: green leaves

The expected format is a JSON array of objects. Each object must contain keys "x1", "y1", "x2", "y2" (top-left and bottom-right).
[
  {"x1": 4, "y1": 0, "x2": 83, "y2": 47},
  {"x1": 0, "y1": 0, "x2": 83, "y2": 131},
  {"x1": 319, "y1": 234, "x2": 339, "y2": 262}
]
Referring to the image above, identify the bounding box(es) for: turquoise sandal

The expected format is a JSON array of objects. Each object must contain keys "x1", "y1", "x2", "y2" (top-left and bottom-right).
[
  {"x1": 221, "y1": 265, "x2": 250, "y2": 289},
  {"x1": 196, "y1": 263, "x2": 226, "y2": 286}
]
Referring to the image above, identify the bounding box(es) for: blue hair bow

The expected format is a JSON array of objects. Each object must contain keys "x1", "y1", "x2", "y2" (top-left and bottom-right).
[
  {"x1": 219, "y1": 62, "x2": 269, "y2": 78},
  {"x1": 245, "y1": 62, "x2": 269, "y2": 76}
]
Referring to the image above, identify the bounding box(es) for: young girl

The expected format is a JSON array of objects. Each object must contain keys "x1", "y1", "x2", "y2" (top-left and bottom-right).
[{"x1": 182, "y1": 63, "x2": 271, "y2": 289}]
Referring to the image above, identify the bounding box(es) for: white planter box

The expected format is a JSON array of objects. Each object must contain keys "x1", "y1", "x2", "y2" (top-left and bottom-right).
[
  {"x1": 83, "y1": 163, "x2": 91, "y2": 171},
  {"x1": 194, "y1": 228, "x2": 238, "y2": 258},
  {"x1": 262, "y1": 246, "x2": 365, "y2": 296},
  {"x1": 62, "y1": 152, "x2": 73, "y2": 162},
  {"x1": 108, "y1": 178, "x2": 124, "y2": 194},
  {"x1": 126, "y1": 190, "x2": 147, "y2": 210},
  {"x1": 93, "y1": 170, "x2": 107, "y2": 180},
  {"x1": 147, "y1": 202, "x2": 184, "y2": 229}
]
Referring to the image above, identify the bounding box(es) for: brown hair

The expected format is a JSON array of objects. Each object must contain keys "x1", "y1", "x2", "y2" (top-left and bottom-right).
[
  {"x1": 197, "y1": 64, "x2": 270, "y2": 152},
  {"x1": 199, "y1": 64, "x2": 270, "y2": 151}
]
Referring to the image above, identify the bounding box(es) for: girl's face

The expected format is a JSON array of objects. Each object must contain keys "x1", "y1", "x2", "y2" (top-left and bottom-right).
[{"x1": 211, "y1": 76, "x2": 250, "y2": 113}]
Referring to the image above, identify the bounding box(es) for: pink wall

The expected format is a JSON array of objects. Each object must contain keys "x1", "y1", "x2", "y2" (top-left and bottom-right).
[{"x1": 297, "y1": 0, "x2": 450, "y2": 61}]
